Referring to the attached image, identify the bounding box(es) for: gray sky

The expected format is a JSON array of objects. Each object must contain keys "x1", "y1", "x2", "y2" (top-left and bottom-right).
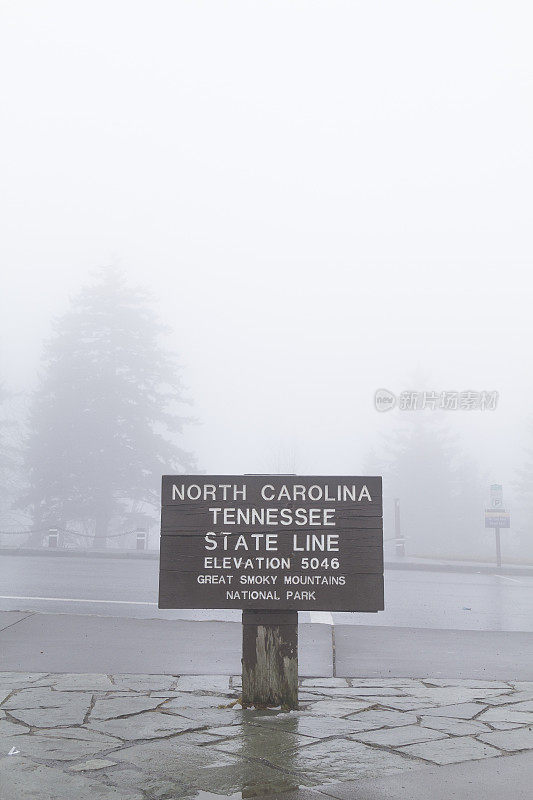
[{"x1": 1, "y1": 1, "x2": 532, "y2": 487}]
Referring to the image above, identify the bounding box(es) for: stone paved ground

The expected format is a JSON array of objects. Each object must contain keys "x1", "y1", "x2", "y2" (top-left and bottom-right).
[{"x1": 1, "y1": 673, "x2": 532, "y2": 799}]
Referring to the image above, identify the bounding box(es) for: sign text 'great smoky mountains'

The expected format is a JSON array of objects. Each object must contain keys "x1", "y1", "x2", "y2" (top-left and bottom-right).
[{"x1": 158, "y1": 475, "x2": 384, "y2": 611}]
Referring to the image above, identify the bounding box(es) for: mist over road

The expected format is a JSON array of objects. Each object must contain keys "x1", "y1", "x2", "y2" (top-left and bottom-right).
[{"x1": 1, "y1": 553, "x2": 531, "y2": 631}]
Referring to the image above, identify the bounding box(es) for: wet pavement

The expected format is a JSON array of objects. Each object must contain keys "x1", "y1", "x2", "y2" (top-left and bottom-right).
[{"x1": 1, "y1": 673, "x2": 532, "y2": 799}]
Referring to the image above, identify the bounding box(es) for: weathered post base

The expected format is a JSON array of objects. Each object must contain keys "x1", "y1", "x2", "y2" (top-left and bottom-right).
[{"x1": 242, "y1": 610, "x2": 298, "y2": 710}]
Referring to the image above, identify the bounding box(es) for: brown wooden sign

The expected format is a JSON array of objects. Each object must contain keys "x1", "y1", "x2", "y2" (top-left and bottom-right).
[{"x1": 158, "y1": 475, "x2": 384, "y2": 612}]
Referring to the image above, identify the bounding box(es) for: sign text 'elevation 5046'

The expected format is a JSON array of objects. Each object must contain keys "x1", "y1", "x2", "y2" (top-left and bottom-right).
[{"x1": 158, "y1": 475, "x2": 384, "y2": 611}]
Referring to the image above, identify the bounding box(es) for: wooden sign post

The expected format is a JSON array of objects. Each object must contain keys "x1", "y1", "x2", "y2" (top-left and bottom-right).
[
  {"x1": 242, "y1": 610, "x2": 298, "y2": 709},
  {"x1": 159, "y1": 475, "x2": 384, "y2": 709}
]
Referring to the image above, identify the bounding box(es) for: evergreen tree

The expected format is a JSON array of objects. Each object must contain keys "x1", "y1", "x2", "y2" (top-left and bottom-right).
[
  {"x1": 24, "y1": 268, "x2": 195, "y2": 547},
  {"x1": 0, "y1": 383, "x2": 23, "y2": 521},
  {"x1": 513, "y1": 421, "x2": 533, "y2": 557},
  {"x1": 376, "y1": 410, "x2": 485, "y2": 559}
]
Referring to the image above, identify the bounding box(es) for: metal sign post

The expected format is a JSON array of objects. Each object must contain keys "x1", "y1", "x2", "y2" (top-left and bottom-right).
[
  {"x1": 494, "y1": 527, "x2": 502, "y2": 569},
  {"x1": 394, "y1": 498, "x2": 405, "y2": 558},
  {"x1": 485, "y1": 485, "x2": 510, "y2": 570},
  {"x1": 158, "y1": 475, "x2": 384, "y2": 710}
]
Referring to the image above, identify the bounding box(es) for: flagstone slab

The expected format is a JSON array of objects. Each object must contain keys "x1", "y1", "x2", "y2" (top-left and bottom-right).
[
  {"x1": 303, "y1": 699, "x2": 373, "y2": 717},
  {"x1": 507, "y1": 700, "x2": 533, "y2": 713},
  {"x1": 2, "y1": 687, "x2": 88, "y2": 709},
  {"x1": 399, "y1": 736, "x2": 502, "y2": 764},
  {"x1": 297, "y1": 691, "x2": 331, "y2": 701},
  {"x1": 483, "y1": 692, "x2": 533, "y2": 706},
  {"x1": 422, "y1": 679, "x2": 512, "y2": 689},
  {"x1": 8, "y1": 704, "x2": 90, "y2": 727},
  {"x1": 162, "y1": 694, "x2": 235, "y2": 711},
  {"x1": 301, "y1": 678, "x2": 350, "y2": 688},
  {"x1": 111, "y1": 674, "x2": 178, "y2": 692},
  {"x1": 94, "y1": 766, "x2": 193, "y2": 800},
  {"x1": 23, "y1": 725, "x2": 121, "y2": 743},
  {"x1": 175, "y1": 675, "x2": 231, "y2": 693},
  {"x1": 2, "y1": 727, "x2": 123, "y2": 761},
  {"x1": 251, "y1": 713, "x2": 375, "y2": 739},
  {"x1": 412, "y1": 702, "x2": 486, "y2": 719},
  {"x1": 0, "y1": 674, "x2": 52, "y2": 692},
  {"x1": 4, "y1": 688, "x2": 91, "y2": 727},
  {"x1": 0, "y1": 714, "x2": 30, "y2": 736},
  {"x1": 0, "y1": 672, "x2": 50, "y2": 684},
  {"x1": 371, "y1": 697, "x2": 441, "y2": 711},
  {"x1": 399, "y1": 688, "x2": 508, "y2": 705},
  {"x1": 69, "y1": 759, "x2": 117, "y2": 771},
  {"x1": 204, "y1": 724, "x2": 251, "y2": 737},
  {"x1": 90, "y1": 696, "x2": 165, "y2": 720},
  {"x1": 113, "y1": 738, "x2": 300, "y2": 795},
  {"x1": 303, "y1": 687, "x2": 406, "y2": 698},
  {"x1": 51, "y1": 674, "x2": 115, "y2": 691},
  {"x1": 477, "y1": 707, "x2": 533, "y2": 725},
  {"x1": 268, "y1": 737, "x2": 418, "y2": 784},
  {"x1": 212, "y1": 726, "x2": 319, "y2": 759},
  {"x1": 344, "y1": 708, "x2": 418, "y2": 729},
  {"x1": 169, "y1": 707, "x2": 247, "y2": 728},
  {"x1": 420, "y1": 715, "x2": 491, "y2": 735},
  {"x1": 351, "y1": 724, "x2": 447, "y2": 747},
  {"x1": 478, "y1": 727, "x2": 533, "y2": 751},
  {"x1": 487, "y1": 720, "x2": 527, "y2": 730},
  {"x1": 347, "y1": 678, "x2": 425, "y2": 688},
  {"x1": 0, "y1": 755, "x2": 143, "y2": 800},
  {"x1": 87, "y1": 711, "x2": 208, "y2": 740}
]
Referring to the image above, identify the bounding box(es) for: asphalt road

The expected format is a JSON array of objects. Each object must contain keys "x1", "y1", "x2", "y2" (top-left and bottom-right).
[{"x1": 1, "y1": 554, "x2": 532, "y2": 631}]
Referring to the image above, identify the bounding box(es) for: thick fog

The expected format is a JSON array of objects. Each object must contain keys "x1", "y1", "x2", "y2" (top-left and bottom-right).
[{"x1": 1, "y1": 1, "x2": 532, "y2": 566}]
